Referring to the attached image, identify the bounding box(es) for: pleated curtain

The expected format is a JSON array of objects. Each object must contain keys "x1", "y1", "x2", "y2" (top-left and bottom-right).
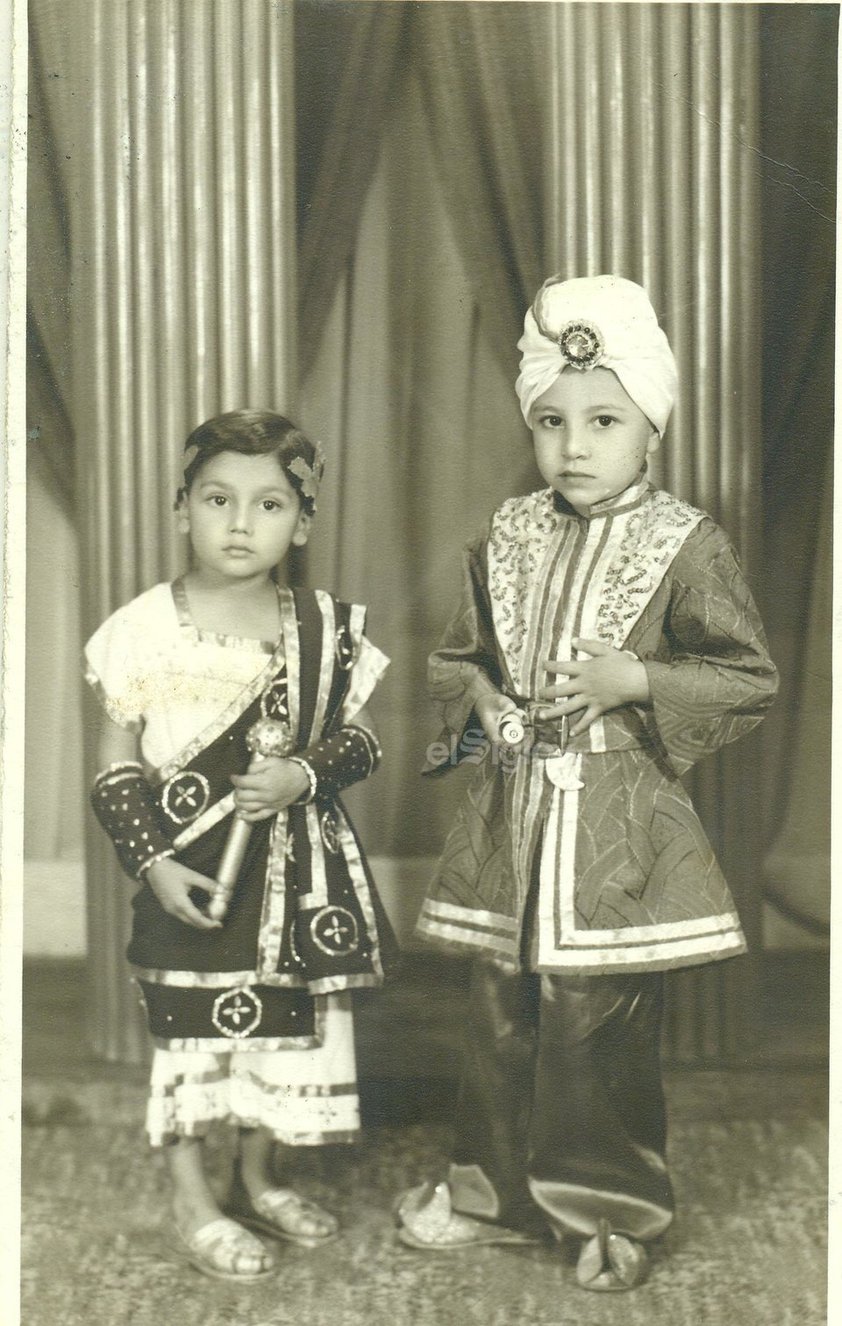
[
  {"x1": 412, "y1": 3, "x2": 547, "y2": 377},
  {"x1": 26, "y1": 13, "x2": 84, "y2": 864},
  {"x1": 756, "y1": 7, "x2": 834, "y2": 946},
  {"x1": 296, "y1": 1, "x2": 407, "y2": 380},
  {"x1": 29, "y1": 0, "x2": 777, "y2": 1064},
  {"x1": 543, "y1": 3, "x2": 763, "y2": 1059},
  {"x1": 301, "y1": 2, "x2": 767, "y2": 1060},
  {"x1": 53, "y1": 0, "x2": 299, "y2": 1061}
]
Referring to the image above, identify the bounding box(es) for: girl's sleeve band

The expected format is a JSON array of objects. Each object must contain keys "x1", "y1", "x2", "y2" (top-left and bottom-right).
[
  {"x1": 90, "y1": 762, "x2": 175, "y2": 881},
  {"x1": 290, "y1": 724, "x2": 381, "y2": 803}
]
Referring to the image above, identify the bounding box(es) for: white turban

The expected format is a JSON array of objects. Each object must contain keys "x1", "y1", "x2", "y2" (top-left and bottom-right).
[{"x1": 515, "y1": 274, "x2": 678, "y2": 435}]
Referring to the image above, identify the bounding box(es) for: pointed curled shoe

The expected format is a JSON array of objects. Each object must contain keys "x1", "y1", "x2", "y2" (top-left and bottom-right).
[
  {"x1": 396, "y1": 1180, "x2": 540, "y2": 1252},
  {"x1": 576, "y1": 1218, "x2": 648, "y2": 1291}
]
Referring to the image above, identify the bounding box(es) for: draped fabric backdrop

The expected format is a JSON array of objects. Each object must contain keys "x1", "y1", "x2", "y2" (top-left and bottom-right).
[
  {"x1": 25, "y1": 14, "x2": 82, "y2": 867},
  {"x1": 31, "y1": 0, "x2": 298, "y2": 1060},
  {"x1": 299, "y1": 2, "x2": 766, "y2": 1061},
  {"x1": 757, "y1": 5, "x2": 834, "y2": 946},
  {"x1": 24, "y1": 1, "x2": 833, "y2": 1064},
  {"x1": 543, "y1": 1, "x2": 763, "y2": 1060}
]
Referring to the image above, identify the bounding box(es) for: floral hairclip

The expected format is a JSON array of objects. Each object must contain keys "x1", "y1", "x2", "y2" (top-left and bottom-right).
[
  {"x1": 288, "y1": 439, "x2": 326, "y2": 506},
  {"x1": 181, "y1": 443, "x2": 199, "y2": 474}
]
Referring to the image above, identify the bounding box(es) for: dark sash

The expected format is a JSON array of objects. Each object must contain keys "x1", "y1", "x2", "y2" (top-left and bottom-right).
[{"x1": 126, "y1": 589, "x2": 392, "y2": 993}]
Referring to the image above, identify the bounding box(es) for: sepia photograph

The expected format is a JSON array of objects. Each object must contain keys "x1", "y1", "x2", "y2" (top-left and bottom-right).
[{"x1": 9, "y1": 0, "x2": 835, "y2": 1322}]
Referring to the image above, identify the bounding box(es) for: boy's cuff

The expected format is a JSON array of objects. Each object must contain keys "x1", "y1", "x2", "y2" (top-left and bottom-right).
[{"x1": 467, "y1": 671, "x2": 501, "y2": 706}]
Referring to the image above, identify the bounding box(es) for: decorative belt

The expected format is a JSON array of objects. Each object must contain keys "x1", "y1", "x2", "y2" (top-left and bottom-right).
[
  {"x1": 499, "y1": 703, "x2": 650, "y2": 790},
  {"x1": 498, "y1": 705, "x2": 576, "y2": 753}
]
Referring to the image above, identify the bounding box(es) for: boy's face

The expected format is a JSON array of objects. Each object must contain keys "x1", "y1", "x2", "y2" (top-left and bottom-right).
[
  {"x1": 530, "y1": 367, "x2": 660, "y2": 514},
  {"x1": 178, "y1": 450, "x2": 311, "y2": 582}
]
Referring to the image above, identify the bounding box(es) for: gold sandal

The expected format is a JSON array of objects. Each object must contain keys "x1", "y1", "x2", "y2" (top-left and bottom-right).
[
  {"x1": 226, "y1": 1186, "x2": 340, "y2": 1249},
  {"x1": 175, "y1": 1216, "x2": 277, "y2": 1282}
]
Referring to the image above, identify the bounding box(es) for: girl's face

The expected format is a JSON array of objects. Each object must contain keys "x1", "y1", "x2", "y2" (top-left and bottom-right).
[
  {"x1": 530, "y1": 367, "x2": 660, "y2": 514},
  {"x1": 178, "y1": 450, "x2": 311, "y2": 583}
]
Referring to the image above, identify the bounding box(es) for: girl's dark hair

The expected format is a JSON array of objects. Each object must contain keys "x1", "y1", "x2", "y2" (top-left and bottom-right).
[{"x1": 176, "y1": 409, "x2": 321, "y2": 516}]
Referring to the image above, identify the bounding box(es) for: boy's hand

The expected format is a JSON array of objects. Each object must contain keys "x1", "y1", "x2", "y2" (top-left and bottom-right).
[
  {"x1": 145, "y1": 858, "x2": 222, "y2": 929},
  {"x1": 231, "y1": 756, "x2": 311, "y2": 821},
  {"x1": 537, "y1": 638, "x2": 650, "y2": 737},
  {"x1": 474, "y1": 693, "x2": 521, "y2": 746}
]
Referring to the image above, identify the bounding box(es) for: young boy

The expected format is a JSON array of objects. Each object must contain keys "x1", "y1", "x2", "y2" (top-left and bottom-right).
[{"x1": 396, "y1": 275, "x2": 778, "y2": 1290}]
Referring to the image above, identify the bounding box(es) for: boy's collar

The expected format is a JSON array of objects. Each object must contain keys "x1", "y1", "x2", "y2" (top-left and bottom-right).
[{"x1": 551, "y1": 469, "x2": 651, "y2": 520}]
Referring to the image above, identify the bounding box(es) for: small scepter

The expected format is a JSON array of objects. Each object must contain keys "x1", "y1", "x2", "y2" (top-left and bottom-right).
[{"x1": 208, "y1": 717, "x2": 296, "y2": 922}]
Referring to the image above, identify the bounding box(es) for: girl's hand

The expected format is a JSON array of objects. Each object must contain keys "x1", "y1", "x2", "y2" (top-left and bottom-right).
[
  {"x1": 474, "y1": 693, "x2": 521, "y2": 746},
  {"x1": 537, "y1": 638, "x2": 650, "y2": 737},
  {"x1": 144, "y1": 858, "x2": 222, "y2": 929},
  {"x1": 230, "y1": 756, "x2": 311, "y2": 821}
]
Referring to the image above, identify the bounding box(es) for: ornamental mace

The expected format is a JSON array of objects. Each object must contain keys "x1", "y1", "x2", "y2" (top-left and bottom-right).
[{"x1": 208, "y1": 717, "x2": 295, "y2": 922}]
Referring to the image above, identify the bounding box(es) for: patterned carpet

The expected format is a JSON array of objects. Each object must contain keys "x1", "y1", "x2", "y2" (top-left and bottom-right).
[{"x1": 21, "y1": 1069, "x2": 827, "y2": 1326}]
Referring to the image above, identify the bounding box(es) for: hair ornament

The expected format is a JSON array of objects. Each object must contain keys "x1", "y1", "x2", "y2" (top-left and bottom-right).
[
  {"x1": 288, "y1": 439, "x2": 326, "y2": 506},
  {"x1": 182, "y1": 443, "x2": 199, "y2": 474}
]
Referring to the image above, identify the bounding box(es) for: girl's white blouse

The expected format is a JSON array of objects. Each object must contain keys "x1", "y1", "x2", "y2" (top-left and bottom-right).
[
  {"x1": 85, "y1": 582, "x2": 388, "y2": 774},
  {"x1": 84, "y1": 583, "x2": 277, "y2": 771}
]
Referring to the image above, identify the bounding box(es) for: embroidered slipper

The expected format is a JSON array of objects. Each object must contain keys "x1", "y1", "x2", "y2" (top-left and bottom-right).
[
  {"x1": 396, "y1": 1181, "x2": 541, "y2": 1252},
  {"x1": 226, "y1": 1186, "x2": 340, "y2": 1249},
  {"x1": 175, "y1": 1216, "x2": 277, "y2": 1282},
  {"x1": 576, "y1": 1218, "x2": 649, "y2": 1291}
]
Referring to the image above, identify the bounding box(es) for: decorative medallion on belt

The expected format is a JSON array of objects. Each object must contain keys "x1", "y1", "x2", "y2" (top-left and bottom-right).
[
  {"x1": 334, "y1": 624, "x2": 356, "y2": 672},
  {"x1": 558, "y1": 320, "x2": 604, "y2": 370},
  {"x1": 261, "y1": 667, "x2": 290, "y2": 723},
  {"x1": 310, "y1": 905, "x2": 359, "y2": 957},
  {"x1": 161, "y1": 770, "x2": 211, "y2": 825},
  {"x1": 212, "y1": 985, "x2": 263, "y2": 1039}
]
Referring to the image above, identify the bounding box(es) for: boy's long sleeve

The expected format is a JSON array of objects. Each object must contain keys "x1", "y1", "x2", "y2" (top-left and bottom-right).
[
  {"x1": 640, "y1": 521, "x2": 778, "y2": 777},
  {"x1": 425, "y1": 536, "x2": 504, "y2": 768}
]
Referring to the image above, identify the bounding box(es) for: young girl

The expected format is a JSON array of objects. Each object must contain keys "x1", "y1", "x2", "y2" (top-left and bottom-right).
[{"x1": 86, "y1": 410, "x2": 390, "y2": 1282}]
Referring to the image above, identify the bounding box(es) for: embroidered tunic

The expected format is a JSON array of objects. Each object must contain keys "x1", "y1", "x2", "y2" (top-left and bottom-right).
[
  {"x1": 85, "y1": 579, "x2": 391, "y2": 1049},
  {"x1": 416, "y1": 475, "x2": 778, "y2": 975}
]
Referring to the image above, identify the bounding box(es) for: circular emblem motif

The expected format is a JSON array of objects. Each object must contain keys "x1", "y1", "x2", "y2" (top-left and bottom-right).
[
  {"x1": 161, "y1": 770, "x2": 211, "y2": 825},
  {"x1": 320, "y1": 809, "x2": 341, "y2": 855},
  {"x1": 558, "y1": 320, "x2": 604, "y2": 370},
  {"x1": 260, "y1": 670, "x2": 290, "y2": 722},
  {"x1": 212, "y1": 986, "x2": 263, "y2": 1039},
  {"x1": 310, "y1": 906, "x2": 359, "y2": 957}
]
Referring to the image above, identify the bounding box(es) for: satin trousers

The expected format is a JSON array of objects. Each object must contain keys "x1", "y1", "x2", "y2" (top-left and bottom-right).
[{"x1": 448, "y1": 959, "x2": 675, "y2": 1242}]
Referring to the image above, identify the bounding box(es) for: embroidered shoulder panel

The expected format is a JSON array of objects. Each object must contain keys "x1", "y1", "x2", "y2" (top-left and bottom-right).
[
  {"x1": 594, "y1": 490, "x2": 705, "y2": 648},
  {"x1": 487, "y1": 490, "x2": 558, "y2": 687}
]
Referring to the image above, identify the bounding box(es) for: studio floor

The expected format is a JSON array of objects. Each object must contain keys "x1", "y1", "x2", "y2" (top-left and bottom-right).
[{"x1": 21, "y1": 958, "x2": 829, "y2": 1326}]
